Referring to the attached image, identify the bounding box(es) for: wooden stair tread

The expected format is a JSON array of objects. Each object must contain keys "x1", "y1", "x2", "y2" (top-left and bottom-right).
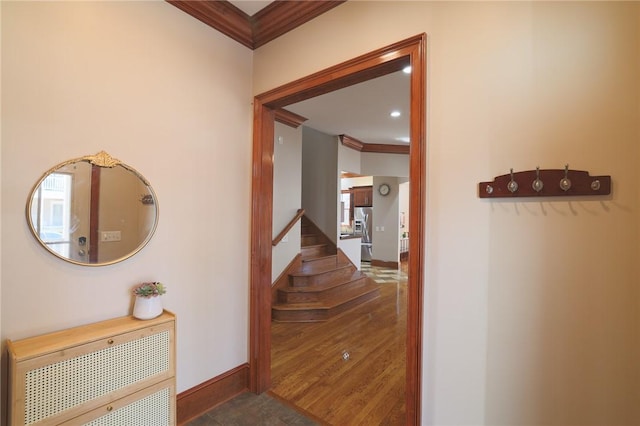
[
  {"x1": 301, "y1": 243, "x2": 327, "y2": 249},
  {"x1": 289, "y1": 263, "x2": 353, "y2": 277},
  {"x1": 301, "y1": 254, "x2": 337, "y2": 262},
  {"x1": 273, "y1": 213, "x2": 378, "y2": 322},
  {"x1": 279, "y1": 272, "x2": 367, "y2": 293},
  {"x1": 272, "y1": 283, "x2": 379, "y2": 311}
]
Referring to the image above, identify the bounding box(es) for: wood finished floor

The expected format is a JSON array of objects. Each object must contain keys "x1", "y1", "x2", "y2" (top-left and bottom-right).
[{"x1": 270, "y1": 266, "x2": 407, "y2": 425}]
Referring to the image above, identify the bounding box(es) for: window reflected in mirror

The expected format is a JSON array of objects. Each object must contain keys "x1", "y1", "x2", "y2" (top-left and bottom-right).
[{"x1": 30, "y1": 172, "x2": 73, "y2": 258}]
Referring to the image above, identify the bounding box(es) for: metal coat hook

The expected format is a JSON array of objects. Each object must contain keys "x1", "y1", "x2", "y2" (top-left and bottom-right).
[
  {"x1": 532, "y1": 166, "x2": 544, "y2": 192},
  {"x1": 559, "y1": 164, "x2": 571, "y2": 191},
  {"x1": 507, "y1": 168, "x2": 518, "y2": 193}
]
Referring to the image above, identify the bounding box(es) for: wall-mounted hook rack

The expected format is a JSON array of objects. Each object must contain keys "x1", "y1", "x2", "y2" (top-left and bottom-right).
[{"x1": 479, "y1": 167, "x2": 611, "y2": 198}]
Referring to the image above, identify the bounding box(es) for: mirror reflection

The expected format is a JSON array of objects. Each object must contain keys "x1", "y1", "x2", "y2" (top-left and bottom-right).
[{"x1": 27, "y1": 151, "x2": 158, "y2": 266}]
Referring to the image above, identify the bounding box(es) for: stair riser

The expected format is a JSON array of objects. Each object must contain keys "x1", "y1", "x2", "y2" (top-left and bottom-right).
[
  {"x1": 301, "y1": 245, "x2": 330, "y2": 258},
  {"x1": 301, "y1": 235, "x2": 322, "y2": 246},
  {"x1": 290, "y1": 266, "x2": 355, "y2": 287},
  {"x1": 272, "y1": 289, "x2": 380, "y2": 322},
  {"x1": 278, "y1": 278, "x2": 369, "y2": 304},
  {"x1": 300, "y1": 256, "x2": 343, "y2": 271}
]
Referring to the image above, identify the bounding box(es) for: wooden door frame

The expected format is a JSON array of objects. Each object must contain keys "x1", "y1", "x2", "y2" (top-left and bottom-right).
[{"x1": 250, "y1": 34, "x2": 426, "y2": 425}]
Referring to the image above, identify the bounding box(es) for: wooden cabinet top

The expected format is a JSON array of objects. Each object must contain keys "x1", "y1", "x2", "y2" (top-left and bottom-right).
[{"x1": 7, "y1": 310, "x2": 175, "y2": 362}]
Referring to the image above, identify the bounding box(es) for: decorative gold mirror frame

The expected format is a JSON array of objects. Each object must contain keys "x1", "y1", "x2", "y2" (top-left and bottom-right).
[{"x1": 26, "y1": 151, "x2": 159, "y2": 266}]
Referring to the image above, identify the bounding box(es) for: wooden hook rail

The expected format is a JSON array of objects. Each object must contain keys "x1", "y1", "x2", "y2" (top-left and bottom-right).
[{"x1": 478, "y1": 167, "x2": 611, "y2": 198}]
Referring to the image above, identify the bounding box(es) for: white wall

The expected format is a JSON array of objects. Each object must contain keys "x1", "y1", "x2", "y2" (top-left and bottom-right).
[
  {"x1": 338, "y1": 141, "x2": 361, "y2": 174},
  {"x1": 341, "y1": 176, "x2": 372, "y2": 190},
  {"x1": 361, "y1": 152, "x2": 409, "y2": 178},
  {"x1": 301, "y1": 127, "x2": 338, "y2": 242},
  {"x1": 272, "y1": 122, "x2": 302, "y2": 282},
  {"x1": 254, "y1": 2, "x2": 640, "y2": 425},
  {"x1": 1, "y1": 0, "x2": 253, "y2": 402},
  {"x1": 399, "y1": 180, "x2": 410, "y2": 238},
  {"x1": 337, "y1": 237, "x2": 361, "y2": 270},
  {"x1": 371, "y1": 176, "x2": 400, "y2": 263}
]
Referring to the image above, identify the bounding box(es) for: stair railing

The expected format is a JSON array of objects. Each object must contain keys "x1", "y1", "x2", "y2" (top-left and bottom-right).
[{"x1": 272, "y1": 208, "x2": 305, "y2": 246}]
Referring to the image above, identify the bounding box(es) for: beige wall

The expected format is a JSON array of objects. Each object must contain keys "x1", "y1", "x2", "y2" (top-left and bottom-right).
[
  {"x1": 1, "y1": 0, "x2": 253, "y2": 402},
  {"x1": 3, "y1": 2, "x2": 640, "y2": 425},
  {"x1": 0, "y1": 0, "x2": 3, "y2": 410},
  {"x1": 272, "y1": 122, "x2": 302, "y2": 282},
  {"x1": 255, "y1": 2, "x2": 640, "y2": 425}
]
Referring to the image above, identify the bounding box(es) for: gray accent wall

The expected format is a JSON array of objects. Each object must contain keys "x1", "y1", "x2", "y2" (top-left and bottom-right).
[{"x1": 301, "y1": 127, "x2": 338, "y2": 243}]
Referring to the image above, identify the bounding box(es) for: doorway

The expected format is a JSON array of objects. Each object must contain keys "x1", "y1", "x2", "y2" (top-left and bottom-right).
[{"x1": 250, "y1": 34, "x2": 426, "y2": 425}]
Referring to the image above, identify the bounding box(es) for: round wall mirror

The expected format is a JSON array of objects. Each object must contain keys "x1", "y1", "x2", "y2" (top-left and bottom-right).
[{"x1": 26, "y1": 151, "x2": 159, "y2": 266}]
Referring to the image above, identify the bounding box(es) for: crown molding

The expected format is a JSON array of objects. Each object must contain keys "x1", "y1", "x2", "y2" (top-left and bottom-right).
[
  {"x1": 167, "y1": 0, "x2": 346, "y2": 50},
  {"x1": 275, "y1": 108, "x2": 308, "y2": 128},
  {"x1": 167, "y1": 1, "x2": 253, "y2": 48},
  {"x1": 340, "y1": 134, "x2": 410, "y2": 155},
  {"x1": 251, "y1": 1, "x2": 345, "y2": 49}
]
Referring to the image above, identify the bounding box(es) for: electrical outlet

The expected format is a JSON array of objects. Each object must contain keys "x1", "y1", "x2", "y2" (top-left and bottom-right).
[{"x1": 101, "y1": 231, "x2": 121, "y2": 242}]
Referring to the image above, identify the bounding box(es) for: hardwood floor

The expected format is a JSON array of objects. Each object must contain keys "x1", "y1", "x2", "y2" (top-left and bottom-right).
[{"x1": 271, "y1": 269, "x2": 407, "y2": 425}]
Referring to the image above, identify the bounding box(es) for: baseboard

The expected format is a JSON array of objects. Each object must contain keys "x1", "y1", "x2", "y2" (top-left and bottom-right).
[
  {"x1": 176, "y1": 363, "x2": 249, "y2": 425},
  {"x1": 371, "y1": 259, "x2": 399, "y2": 269},
  {"x1": 272, "y1": 253, "x2": 302, "y2": 301}
]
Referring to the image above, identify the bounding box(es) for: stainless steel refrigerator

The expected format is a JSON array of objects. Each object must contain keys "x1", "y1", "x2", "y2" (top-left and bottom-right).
[{"x1": 354, "y1": 207, "x2": 373, "y2": 261}]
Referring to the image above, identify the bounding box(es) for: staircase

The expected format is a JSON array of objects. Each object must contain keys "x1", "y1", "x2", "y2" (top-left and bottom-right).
[{"x1": 272, "y1": 216, "x2": 380, "y2": 322}]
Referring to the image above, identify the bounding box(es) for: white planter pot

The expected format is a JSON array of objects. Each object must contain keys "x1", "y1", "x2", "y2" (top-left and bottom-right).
[{"x1": 133, "y1": 296, "x2": 163, "y2": 320}]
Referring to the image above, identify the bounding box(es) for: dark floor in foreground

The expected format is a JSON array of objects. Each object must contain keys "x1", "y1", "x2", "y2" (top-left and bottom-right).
[{"x1": 185, "y1": 392, "x2": 320, "y2": 426}]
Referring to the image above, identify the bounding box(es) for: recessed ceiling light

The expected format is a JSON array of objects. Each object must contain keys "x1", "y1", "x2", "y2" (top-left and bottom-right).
[
  {"x1": 403, "y1": 66, "x2": 412, "y2": 74},
  {"x1": 390, "y1": 111, "x2": 401, "y2": 118}
]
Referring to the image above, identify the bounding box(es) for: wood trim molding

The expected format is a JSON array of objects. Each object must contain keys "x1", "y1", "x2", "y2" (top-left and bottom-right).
[
  {"x1": 176, "y1": 363, "x2": 249, "y2": 425},
  {"x1": 252, "y1": 1, "x2": 346, "y2": 49},
  {"x1": 167, "y1": 1, "x2": 253, "y2": 49},
  {"x1": 340, "y1": 134, "x2": 410, "y2": 154},
  {"x1": 251, "y1": 34, "x2": 426, "y2": 425},
  {"x1": 167, "y1": 0, "x2": 345, "y2": 50},
  {"x1": 250, "y1": 100, "x2": 275, "y2": 394},
  {"x1": 89, "y1": 165, "x2": 101, "y2": 263},
  {"x1": 341, "y1": 171, "x2": 364, "y2": 178},
  {"x1": 339, "y1": 134, "x2": 364, "y2": 151},
  {"x1": 275, "y1": 108, "x2": 308, "y2": 128},
  {"x1": 371, "y1": 259, "x2": 399, "y2": 269},
  {"x1": 362, "y1": 143, "x2": 410, "y2": 155},
  {"x1": 406, "y1": 33, "x2": 427, "y2": 425},
  {"x1": 271, "y1": 254, "x2": 303, "y2": 302}
]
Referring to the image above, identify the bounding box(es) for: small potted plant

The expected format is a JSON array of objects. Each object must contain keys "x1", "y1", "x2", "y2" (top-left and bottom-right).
[{"x1": 132, "y1": 282, "x2": 166, "y2": 320}]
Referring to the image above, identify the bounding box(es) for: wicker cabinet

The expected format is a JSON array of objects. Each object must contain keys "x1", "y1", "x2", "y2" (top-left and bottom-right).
[{"x1": 7, "y1": 311, "x2": 176, "y2": 426}]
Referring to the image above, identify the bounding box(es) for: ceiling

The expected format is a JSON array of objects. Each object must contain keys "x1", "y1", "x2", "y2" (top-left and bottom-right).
[
  {"x1": 286, "y1": 70, "x2": 410, "y2": 146},
  {"x1": 170, "y1": 0, "x2": 410, "y2": 148},
  {"x1": 229, "y1": 1, "x2": 272, "y2": 16}
]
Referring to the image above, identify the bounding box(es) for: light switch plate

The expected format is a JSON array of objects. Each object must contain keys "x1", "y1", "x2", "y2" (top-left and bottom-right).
[{"x1": 101, "y1": 231, "x2": 121, "y2": 242}]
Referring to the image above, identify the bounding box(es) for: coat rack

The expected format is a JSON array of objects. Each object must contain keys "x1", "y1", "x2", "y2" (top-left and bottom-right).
[{"x1": 478, "y1": 165, "x2": 611, "y2": 198}]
